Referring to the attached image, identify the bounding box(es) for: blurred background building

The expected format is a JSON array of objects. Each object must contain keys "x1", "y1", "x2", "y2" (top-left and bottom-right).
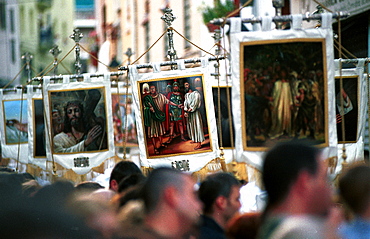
[{"x1": 0, "y1": 0, "x2": 368, "y2": 87}]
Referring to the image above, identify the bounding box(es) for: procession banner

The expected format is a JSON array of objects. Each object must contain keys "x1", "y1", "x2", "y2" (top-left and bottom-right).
[
  {"x1": 42, "y1": 74, "x2": 114, "y2": 175},
  {"x1": 229, "y1": 14, "x2": 337, "y2": 168},
  {"x1": 111, "y1": 84, "x2": 138, "y2": 147},
  {"x1": 0, "y1": 89, "x2": 29, "y2": 163},
  {"x1": 335, "y1": 63, "x2": 367, "y2": 167},
  {"x1": 129, "y1": 60, "x2": 219, "y2": 172},
  {"x1": 27, "y1": 85, "x2": 47, "y2": 170}
]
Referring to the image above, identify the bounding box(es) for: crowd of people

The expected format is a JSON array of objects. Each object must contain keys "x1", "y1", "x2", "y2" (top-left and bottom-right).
[{"x1": 1, "y1": 141, "x2": 369, "y2": 238}]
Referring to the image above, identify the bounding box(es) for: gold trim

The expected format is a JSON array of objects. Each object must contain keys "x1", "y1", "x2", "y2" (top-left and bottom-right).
[{"x1": 240, "y1": 38, "x2": 329, "y2": 151}]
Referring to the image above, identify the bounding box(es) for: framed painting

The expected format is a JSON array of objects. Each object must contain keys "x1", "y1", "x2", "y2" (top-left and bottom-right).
[
  {"x1": 212, "y1": 86, "x2": 234, "y2": 148},
  {"x1": 111, "y1": 93, "x2": 138, "y2": 147},
  {"x1": 3, "y1": 99, "x2": 28, "y2": 145},
  {"x1": 137, "y1": 74, "x2": 212, "y2": 158},
  {"x1": 42, "y1": 75, "x2": 114, "y2": 174},
  {"x1": 48, "y1": 87, "x2": 109, "y2": 154},
  {"x1": 32, "y1": 98, "x2": 46, "y2": 157},
  {"x1": 335, "y1": 76, "x2": 359, "y2": 143},
  {"x1": 240, "y1": 39, "x2": 328, "y2": 150}
]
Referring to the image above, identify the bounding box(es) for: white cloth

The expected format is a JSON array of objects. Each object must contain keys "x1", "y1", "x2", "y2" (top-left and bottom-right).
[{"x1": 184, "y1": 90, "x2": 205, "y2": 143}]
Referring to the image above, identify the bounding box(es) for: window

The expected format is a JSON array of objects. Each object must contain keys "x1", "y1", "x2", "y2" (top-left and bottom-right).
[
  {"x1": 10, "y1": 8, "x2": 14, "y2": 33},
  {"x1": 11, "y1": 39, "x2": 16, "y2": 63},
  {"x1": 0, "y1": 2, "x2": 6, "y2": 30}
]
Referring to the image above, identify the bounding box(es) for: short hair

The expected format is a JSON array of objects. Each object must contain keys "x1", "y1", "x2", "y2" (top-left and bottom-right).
[
  {"x1": 198, "y1": 172, "x2": 240, "y2": 214},
  {"x1": 118, "y1": 173, "x2": 146, "y2": 193},
  {"x1": 75, "y1": 181, "x2": 104, "y2": 193},
  {"x1": 109, "y1": 161, "x2": 142, "y2": 187},
  {"x1": 339, "y1": 164, "x2": 370, "y2": 215},
  {"x1": 262, "y1": 141, "x2": 319, "y2": 208},
  {"x1": 140, "y1": 167, "x2": 186, "y2": 214}
]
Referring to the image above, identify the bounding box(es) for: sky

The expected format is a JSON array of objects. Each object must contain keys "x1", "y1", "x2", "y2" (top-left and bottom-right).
[{"x1": 4, "y1": 100, "x2": 28, "y2": 123}]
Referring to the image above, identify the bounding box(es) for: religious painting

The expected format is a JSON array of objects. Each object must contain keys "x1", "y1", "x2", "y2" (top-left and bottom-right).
[
  {"x1": 111, "y1": 93, "x2": 138, "y2": 147},
  {"x1": 241, "y1": 39, "x2": 328, "y2": 150},
  {"x1": 137, "y1": 74, "x2": 212, "y2": 158},
  {"x1": 3, "y1": 99, "x2": 28, "y2": 144},
  {"x1": 33, "y1": 99, "x2": 46, "y2": 157},
  {"x1": 335, "y1": 76, "x2": 359, "y2": 143},
  {"x1": 212, "y1": 86, "x2": 234, "y2": 148},
  {"x1": 48, "y1": 87, "x2": 108, "y2": 154}
]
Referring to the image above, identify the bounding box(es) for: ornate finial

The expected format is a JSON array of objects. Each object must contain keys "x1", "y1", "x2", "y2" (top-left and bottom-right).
[
  {"x1": 49, "y1": 45, "x2": 62, "y2": 58},
  {"x1": 212, "y1": 29, "x2": 222, "y2": 43},
  {"x1": 161, "y1": 8, "x2": 176, "y2": 27},
  {"x1": 69, "y1": 29, "x2": 83, "y2": 74},
  {"x1": 49, "y1": 45, "x2": 62, "y2": 76},
  {"x1": 69, "y1": 28, "x2": 84, "y2": 43},
  {"x1": 22, "y1": 52, "x2": 33, "y2": 83},
  {"x1": 125, "y1": 47, "x2": 134, "y2": 65}
]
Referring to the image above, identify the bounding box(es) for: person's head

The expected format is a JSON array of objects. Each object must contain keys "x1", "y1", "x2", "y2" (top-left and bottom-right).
[
  {"x1": 339, "y1": 164, "x2": 370, "y2": 217},
  {"x1": 226, "y1": 212, "x2": 262, "y2": 239},
  {"x1": 198, "y1": 172, "x2": 241, "y2": 222},
  {"x1": 262, "y1": 140, "x2": 332, "y2": 215},
  {"x1": 52, "y1": 109, "x2": 62, "y2": 125},
  {"x1": 149, "y1": 85, "x2": 157, "y2": 95},
  {"x1": 109, "y1": 161, "x2": 142, "y2": 192},
  {"x1": 184, "y1": 82, "x2": 192, "y2": 93},
  {"x1": 141, "y1": 167, "x2": 201, "y2": 226},
  {"x1": 118, "y1": 173, "x2": 146, "y2": 194},
  {"x1": 172, "y1": 81, "x2": 179, "y2": 92},
  {"x1": 75, "y1": 181, "x2": 105, "y2": 193},
  {"x1": 64, "y1": 101, "x2": 84, "y2": 132},
  {"x1": 142, "y1": 83, "x2": 150, "y2": 94}
]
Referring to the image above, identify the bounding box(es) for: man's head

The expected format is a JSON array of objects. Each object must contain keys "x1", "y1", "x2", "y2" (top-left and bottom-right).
[
  {"x1": 172, "y1": 81, "x2": 179, "y2": 92},
  {"x1": 109, "y1": 161, "x2": 142, "y2": 192},
  {"x1": 149, "y1": 85, "x2": 157, "y2": 95},
  {"x1": 64, "y1": 101, "x2": 84, "y2": 132},
  {"x1": 141, "y1": 167, "x2": 201, "y2": 225},
  {"x1": 262, "y1": 141, "x2": 332, "y2": 215},
  {"x1": 198, "y1": 172, "x2": 241, "y2": 223},
  {"x1": 339, "y1": 164, "x2": 370, "y2": 216},
  {"x1": 52, "y1": 109, "x2": 62, "y2": 125},
  {"x1": 184, "y1": 81, "x2": 193, "y2": 93}
]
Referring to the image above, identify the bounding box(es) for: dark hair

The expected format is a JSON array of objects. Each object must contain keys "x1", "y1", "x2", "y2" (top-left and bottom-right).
[
  {"x1": 118, "y1": 173, "x2": 146, "y2": 193},
  {"x1": 109, "y1": 161, "x2": 142, "y2": 187},
  {"x1": 198, "y1": 172, "x2": 241, "y2": 214},
  {"x1": 140, "y1": 167, "x2": 185, "y2": 214},
  {"x1": 75, "y1": 181, "x2": 104, "y2": 193},
  {"x1": 63, "y1": 101, "x2": 84, "y2": 133},
  {"x1": 262, "y1": 141, "x2": 319, "y2": 209},
  {"x1": 339, "y1": 164, "x2": 370, "y2": 215}
]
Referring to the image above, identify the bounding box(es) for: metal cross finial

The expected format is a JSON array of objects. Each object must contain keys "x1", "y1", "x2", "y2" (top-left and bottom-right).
[
  {"x1": 49, "y1": 45, "x2": 61, "y2": 58},
  {"x1": 212, "y1": 29, "x2": 222, "y2": 56},
  {"x1": 125, "y1": 47, "x2": 134, "y2": 65},
  {"x1": 21, "y1": 52, "x2": 33, "y2": 83},
  {"x1": 69, "y1": 28, "x2": 84, "y2": 43},
  {"x1": 161, "y1": 8, "x2": 176, "y2": 27},
  {"x1": 49, "y1": 45, "x2": 62, "y2": 76}
]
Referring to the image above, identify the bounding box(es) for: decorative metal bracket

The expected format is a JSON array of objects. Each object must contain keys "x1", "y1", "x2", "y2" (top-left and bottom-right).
[
  {"x1": 70, "y1": 29, "x2": 84, "y2": 75},
  {"x1": 172, "y1": 160, "x2": 190, "y2": 171}
]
